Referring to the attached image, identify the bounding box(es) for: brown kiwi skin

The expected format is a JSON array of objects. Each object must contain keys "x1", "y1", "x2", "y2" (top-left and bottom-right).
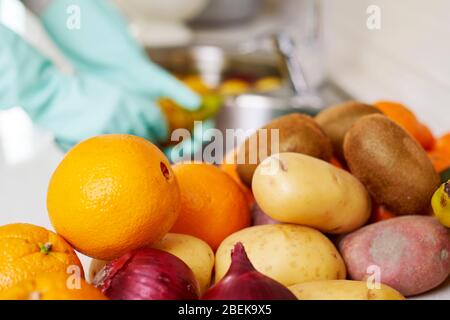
[
  {"x1": 343, "y1": 114, "x2": 440, "y2": 215},
  {"x1": 315, "y1": 101, "x2": 382, "y2": 163},
  {"x1": 236, "y1": 113, "x2": 333, "y2": 187}
]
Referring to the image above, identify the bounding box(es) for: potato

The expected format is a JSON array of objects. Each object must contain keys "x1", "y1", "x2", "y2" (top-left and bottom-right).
[
  {"x1": 289, "y1": 280, "x2": 404, "y2": 300},
  {"x1": 152, "y1": 233, "x2": 214, "y2": 293},
  {"x1": 344, "y1": 114, "x2": 440, "y2": 215},
  {"x1": 315, "y1": 101, "x2": 381, "y2": 162},
  {"x1": 89, "y1": 258, "x2": 108, "y2": 283},
  {"x1": 338, "y1": 216, "x2": 450, "y2": 297},
  {"x1": 236, "y1": 113, "x2": 333, "y2": 186},
  {"x1": 215, "y1": 224, "x2": 346, "y2": 287},
  {"x1": 252, "y1": 153, "x2": 371, "y2": 234},
  {"x1": 89, "y1": 233, "x2": 214, "y2": 293}
]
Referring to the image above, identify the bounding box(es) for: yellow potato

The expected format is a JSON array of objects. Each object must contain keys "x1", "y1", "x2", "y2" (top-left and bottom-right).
[
  {"x1": 215, "y1": 224, "x2": 346, "y2": 287},
  {"x1": 252, "y1": 153, "x2": 371, "y2": 234},
  {"x1": 151, "y1": 233, "x2": 214, "y2": 293},
  {"x1": 89, "y1": 258, "x2": 108, "y2": 283},
  {"x1": 289, "y1": 280, "x2": 405, "y2": 300},
  {"x1": 89, "y1": 233, "x2": 214, "y2": 293}
]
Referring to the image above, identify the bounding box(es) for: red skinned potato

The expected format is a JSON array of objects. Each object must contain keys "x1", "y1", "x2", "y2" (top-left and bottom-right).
[{"x1": 338, "y1": 216, "x2": 450, "y2": 297}]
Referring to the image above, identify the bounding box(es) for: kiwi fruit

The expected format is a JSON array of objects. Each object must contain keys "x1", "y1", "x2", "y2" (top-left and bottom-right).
[
  {"x1": 236, "y1": 113, "x2": 333, "y2": 186},
  {"x1": 343, "y1": 114, "x2": 440, "y2": 215},
  {"x1": 316, "y1": 101, "x2": 382, "y2": 162}
]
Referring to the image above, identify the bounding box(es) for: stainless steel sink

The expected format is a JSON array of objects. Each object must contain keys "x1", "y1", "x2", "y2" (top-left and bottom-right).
[{"x1": 147, "y1": 45, "x2": 352, "y2": 148}]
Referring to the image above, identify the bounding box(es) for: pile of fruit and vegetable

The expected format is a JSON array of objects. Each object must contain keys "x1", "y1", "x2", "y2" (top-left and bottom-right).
[{"x1": 0, "y1": 100, "x2": 449, "y2": 300}]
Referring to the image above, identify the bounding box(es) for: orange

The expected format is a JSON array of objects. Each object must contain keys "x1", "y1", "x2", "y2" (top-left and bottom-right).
[
  {"x1": 330, "y1": 157, "x2": 344, "y2": 170},
  {"x1": 417, "y1": 124, "x2": 436, "y2": 151},
  {"x1": 170, "y1": 163, "x2": 251, "y2": 250},
  {"x1": 435, "y1": 133, "x2": 450, "y2": 153},
  {"x1": 47, "y1": 134, "x2": 180, "y2": 260},
  {"x1": 428, "y1": 149, "x2": 450, "y2": 173},
  {"x1": 370, "y1": 205, "x2": 396, "y2": 223},
  {"x1": 219, "y1": 149, "x2": 255, "y2": 207},
  {"x1": 0, "y1": 223, "x2": 83, "y2": 290},
  {"x1": 0, "y1": 272, "x2": 106, "y2": 300},
  {"x1": 374, "y1": 101, "x2": 435, "y2": 150},
  {"x1": 428, "y1": 133, "x2": 450, "y2": 172}
]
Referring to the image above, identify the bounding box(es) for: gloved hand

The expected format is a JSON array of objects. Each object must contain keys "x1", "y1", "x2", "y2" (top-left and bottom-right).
[
  {"x1": 35, "y1": 0, "x2": 200, "y2": 106},
  {"x1": 2, "y1": 0, "x2": 202, "y2": 151},
  {"x1": 0, "y1": 24, "x2": 168, "y2": 149}
]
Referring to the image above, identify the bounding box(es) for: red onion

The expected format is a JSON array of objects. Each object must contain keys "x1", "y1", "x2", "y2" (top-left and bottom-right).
[
  {"x1": 252, "y1": 203, "x2": 280, "y2": 226},
  {"x1": 93, "y1": 248, "x2": 199, "y2": 300},
  {"x1": 202, "y1": 243, "x2": 297, "y2": 300}
]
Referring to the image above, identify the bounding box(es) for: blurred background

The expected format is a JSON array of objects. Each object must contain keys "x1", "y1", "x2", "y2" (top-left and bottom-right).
[{"x1": 0, "y1": 0, "x2": 449, "y2": 254}]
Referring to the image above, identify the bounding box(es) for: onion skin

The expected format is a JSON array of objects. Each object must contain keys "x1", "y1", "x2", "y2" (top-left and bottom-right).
[
  {"x1": 202, "y1": 243, "x2": 297, "y2": 300},
  {"x1": 93, "y1": 248, "x2": 200, "y2": 300}
]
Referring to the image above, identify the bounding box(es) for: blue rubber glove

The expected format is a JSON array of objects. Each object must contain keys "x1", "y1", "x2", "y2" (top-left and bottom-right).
[
  {"x1": 29, "y1": 0, "x2": 200, "y2": 108},
  {"x1": 0, "y1": 24, "x2": 169, "y2": 149},
  {"x1": 1, "y1": 0, "x2": 202, "y2": 151}
]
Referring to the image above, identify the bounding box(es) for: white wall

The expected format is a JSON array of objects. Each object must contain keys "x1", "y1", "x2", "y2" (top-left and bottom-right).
[{"x1": 323, "y1": 0, "x2": 450, "y2": 135}]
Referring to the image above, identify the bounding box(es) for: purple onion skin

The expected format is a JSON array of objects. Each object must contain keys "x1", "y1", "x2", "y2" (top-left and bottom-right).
[
  {"x1": 202, "y1": 243, "x2": 297, "y2": 300},
  {"x1": 94, "y1": 248, "x2": 200, "y2": 300},
  {"x1": 252, "y1": 203, "x2": 280, "y2": 226}
]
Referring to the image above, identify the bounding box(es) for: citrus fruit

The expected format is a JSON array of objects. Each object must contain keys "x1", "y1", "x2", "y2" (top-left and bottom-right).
[
  {"x1": 47, "y1": 134, "x2": 180, "y2": 260},
  {"x1": 432, "y1": 180, "x2": 450, "y2": 228},
  {"x1": 0, "y1": 223, "x2": 83, "y2": 290},
  {"x1": 374, "y1": 101, "x2": 435, "y2": 150},
  {"x1": 0, "y1": 272, "x2": 106, "y2": 300},
  {"x1": 170, "y1": 163, "x2": 251, "y2": 250},
  {"x1": 220, "y1": 149, "x2": 255, "y2": 207},
  {"x1": 428, "y1": 133, "x2": 450, "y2": 173},
  {"x1": 435, "y1": 133, "x2": 450, "y2": 153}
]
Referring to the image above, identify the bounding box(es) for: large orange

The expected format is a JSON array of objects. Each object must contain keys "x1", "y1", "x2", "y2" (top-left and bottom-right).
[
  {"x1": 170, "y1": 163, "x2": 251, "y2": 250},
  {"x1": 375, "y1": 101, "x2": 435, "y2": 150},
  {"x1": 47, "y1": 134, "x2": 180, "y2": 260},
  {"x1": 0, "y1": 223, "x2": 83, "y2": 290},
  {"x1": 0, "y1": 272, "x2": 107, "y2": 300}
]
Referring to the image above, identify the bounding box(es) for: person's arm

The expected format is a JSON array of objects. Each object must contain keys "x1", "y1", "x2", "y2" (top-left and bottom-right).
[
  {"x1": 0, "y1": 23, "x2": 168, "y2": 149},
  {"x1": 22, "y1": 0, "x2": 52, "y2": 15},
  {"x1": 21, "y1": 0, "x2": 200, "y2": 109}
]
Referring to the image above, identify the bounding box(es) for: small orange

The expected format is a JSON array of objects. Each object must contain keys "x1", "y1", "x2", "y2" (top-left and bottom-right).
[
  {"x1": 435, "y1": 133, "x2": 450, "y2": 153},
  {"x1": 370, "y1": 205, "x2": 396, "y2": 223},
  {"x1": 47, "y1": 134, "x2": 180, "y2": 260},
  {"x1": 428, "y1": 133, "x2": 450, "y2": 173},
  {"x1": 171, "y1": 163, "x2": 251, "y2": 250},
  {"x1": 219, "y1": 149, "x2": 255, "y2": 207},
  {"x1": 374, "y1": 101, "x2": 435, "y2": 150},
  {"x1": 417, "y1": 124, "x2": 436, "y2": 151},
  {"x1": 428, "y1": 149, "x2": 450, "y2": 173},
  {"x1": 0, "y1": 223, "x2": 83, "y2": 290},
  {"x1": 0, "y1": 272, "x2": 107, "y2": 300},
  {"x1": 330, "y1": 157, "x2": 344, "y2": 170}
]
